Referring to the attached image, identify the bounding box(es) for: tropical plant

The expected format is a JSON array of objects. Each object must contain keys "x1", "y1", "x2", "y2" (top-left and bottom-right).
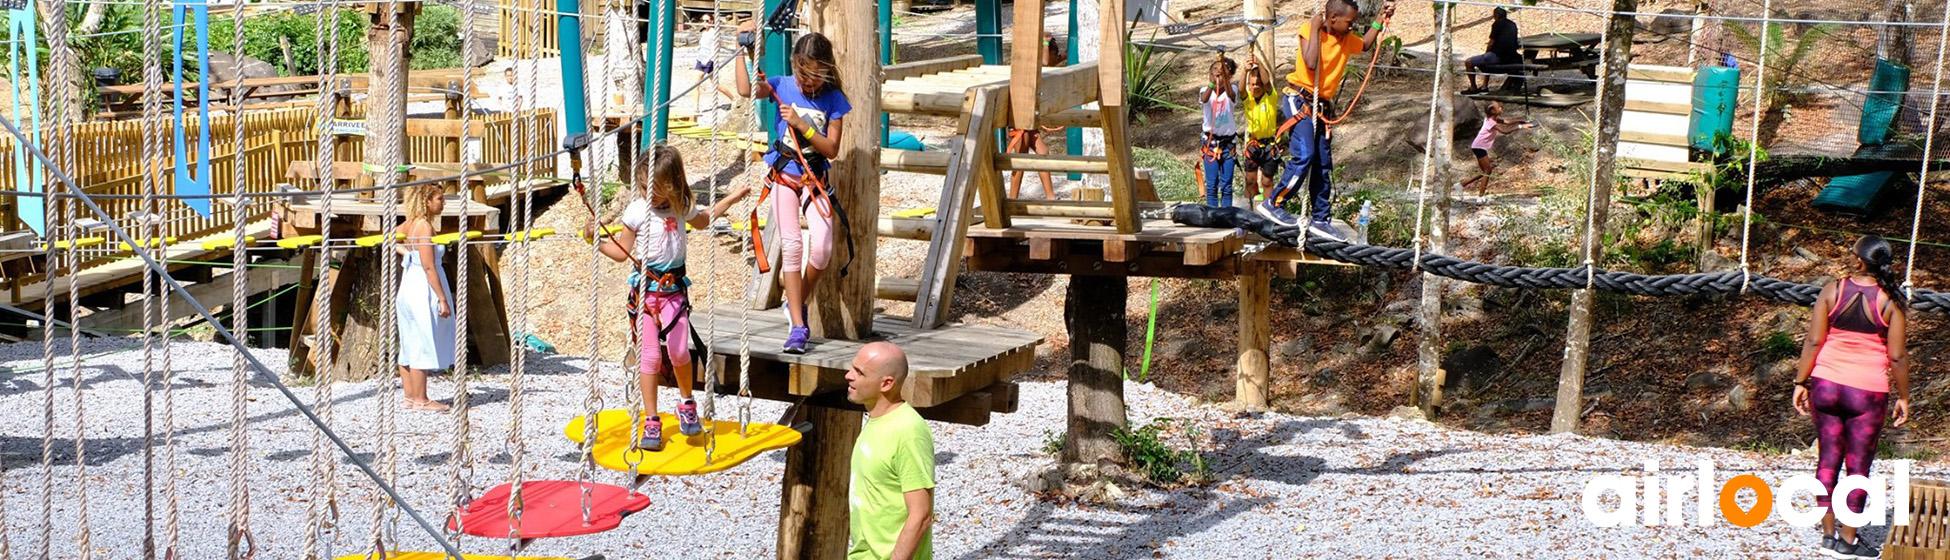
[
  {"x1": 1124, "y1": 26, "x2": 1188, "y2": 115},
  {"x1": 1727, "y1": 22, "x2": 1836, "y2": 143}
]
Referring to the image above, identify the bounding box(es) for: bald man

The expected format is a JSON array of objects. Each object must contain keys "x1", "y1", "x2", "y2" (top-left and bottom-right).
[{"x1": 845, "y1": 342, "x2": 936, "y2": 560}]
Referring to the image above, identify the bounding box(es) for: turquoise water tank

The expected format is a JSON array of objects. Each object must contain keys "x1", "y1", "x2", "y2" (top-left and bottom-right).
[{"x1": 1690, "y1": 66, "x2": 1740, "y2": 152}]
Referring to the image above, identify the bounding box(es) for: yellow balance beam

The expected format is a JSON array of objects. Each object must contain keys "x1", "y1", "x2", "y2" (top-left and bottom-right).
[
  {"x1": 563, "y1": 410, "x2": 803, "y2": 477},
  {"x1": 201, "y1": 236, "x2": 258, "y2": 251},
  {"x1": 431, "y1": 230, "x2": 484, "y2": 245}
]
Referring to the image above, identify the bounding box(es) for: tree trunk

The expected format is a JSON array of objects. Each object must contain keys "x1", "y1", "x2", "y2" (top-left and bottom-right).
[
  {"x1": 1551, "y1": 0, "x2": 1634, "y2": 435},
  {"x1": 1234, "y1": 263, "x2": 1270, "y2": 409},
  {"x1": 775, "y1": 404, "x2": 862, "y2": 560},
  {"x1": 326, "y1": 247, "x2": 391, "y2": 382},
  {"x1": 1062, "y1": 276, "x2": 1127, "y2": 466},
  {"x1": 807, "y1": 0, "x2": 882, "y2": 341},
  {"x1": 1879, "y1": 0, "x2": 1914, "y2": 68},
  {"x1": 75, "y1": 1, "x2": 108, "y2": 36},
  {"x1": 1414, "y1": 3, "x2": 1457, "y2": 415}
]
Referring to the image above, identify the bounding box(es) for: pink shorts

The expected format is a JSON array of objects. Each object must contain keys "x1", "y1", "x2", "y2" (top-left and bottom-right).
[{"x1": 637, "y1": 291, "x2": 693, "y2": 378}]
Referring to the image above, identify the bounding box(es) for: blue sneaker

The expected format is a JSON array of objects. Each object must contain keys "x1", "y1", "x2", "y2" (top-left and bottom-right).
[
  {"x1": 1255, "y1": 200, "x2": 1299, "y2": 227},
  {"x1": 783, "y1": 327, "x2": 810, "y2": 354},
  {"x1": 676, "y1": 399, "x2": 703, "y2": 436},
  {"x1": 1307, "y1": 219, "x2": 1346, "y2": 243},
  {"x1": 635, "y1": 416, "x2": 664, "y2": 452}
]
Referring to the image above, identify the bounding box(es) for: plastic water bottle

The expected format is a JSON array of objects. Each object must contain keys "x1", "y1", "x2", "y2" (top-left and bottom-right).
[{"x1": 1357, "y1": 200, "x2": 1373, "y2": 243}]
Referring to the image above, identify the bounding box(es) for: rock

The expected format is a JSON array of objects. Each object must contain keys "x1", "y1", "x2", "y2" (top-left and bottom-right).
[
  {"x1": 1160, "y1": 337, "x2": 1198, "y2": 362},
  {"x1": 1701, "y1": 250, "x2": 1738, "y2": 273},
  {"x1": 1332, "y1": 341, "x2": 1357, "y2": 356},
  {"x1": 1520, "y1": 397, "x2": 1556, "y2": 411},
  {"x1": 1276, "y1": 336, "x2": 1314, "y2": 358},
  {"x1": 467, "y1": 36, "x2": 499, "y2": 68},
  {"x1": 1377, "y1": 313, "x2": 1414, "y2": 330},
  {"x1": 1643, "y1": 8, "x2": 1695, "y2": 37},
  {"x1": 1685, "y1": 372, "x2": 1733, "y2": 390},
  {"x1": 1387, "y1": 406, "x2": 1428, "y2": 422},
  {"x1": 206, "y1": 52, "x2": 296, "y2": 102},
  {"x1": 1382, "y1": 299, "x2": 1417, "y2": 315},
  {"x1": 1311, "y1": 368, "x2": 1339, "y2": 388},
  {"x1": 1210, "y1": 301, "x2": 1238, "y2": 320},
  {"x1": 1016, "y1": 464, "x2": 1066, "y2": 494},
  {"x1": 1441, "y1": 345, "x2": 1504, "y2": 394},
  {"x1": 1446, "y1": 296, "x2": 1487, "y2": 322},
  {"x1": 1793, "y1": 246, "x2": 1823, "y2": 263},
  {"x1": 1359, "y1": 325, "x2": 1401, "y2": 355},
  {"x1": 1755, "y1": 361, "x2": 1798, "y2": 385},
  {"x1": 1727, "y1": 384, "x2": 1752, "y2": 411}
]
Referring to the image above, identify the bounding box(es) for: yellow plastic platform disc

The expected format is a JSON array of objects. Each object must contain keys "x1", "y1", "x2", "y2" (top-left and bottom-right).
[
  {"x1": 891, "y1": 207, "x2": 937, "y2": 219},
  {"x1": 201, "y1": 236, "x2": 256, "y2": 251},
  {"x1": 43, "y1": 237, "x2": 107, "y2": 251},
  {"x1": 277, "y1": 235, "x2": 325, "y2": 249},
  {"x1": 116, "y1": 237, "x2": 178, "y2": 252},
  {"x1": 332, "y1": 553, "x2": 580, "y2": 560},
  {"x1": 507, "y1": 228, "x2": 555, "y2": 243},
  {"x1": 564, "y1": 410, "x2": 803, "y2": 477},
  {"x1": 354, "y1": 232, "x2": 405, "y2": 248},
  {"x1": 431, "y1": 230, "x2": 484, "y2": 245}
]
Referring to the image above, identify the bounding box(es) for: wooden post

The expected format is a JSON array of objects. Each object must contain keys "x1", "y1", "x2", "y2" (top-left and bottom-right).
[
  {"x1": 806, "y1": 0, "x2": 882, "y2": 341},
  {"x1": 443, "y1": 80, "x2": 464, "y2": 166},
  {"x1": 1244, "y1": 0, "x2": 1274, "y2": 67},
  {"x1": 1010, "y1": 0, "x2": 1045, "y2": 131},
  {"x1": 775, "y1": 404, "x2": 864, "y2": 560},
  {"x1": 1551, "y1": 0, "x2": 1635, "y2": 434},
  {"x1": 1235, "y1": 261, "x2": 1270, "y2": 409},
  {"x1": 1096, "y1": 0, "x2": 1140, "y2": 234},
  {"x1": 1062, "y1": 275, "x2": 1127, "y2": 466},
  {"x1": 279, "y1": 35, "x2": 297, "y2": 76},
  {"x1": 1414, "y1": 3, "x2": 1457, "y2": 415}
]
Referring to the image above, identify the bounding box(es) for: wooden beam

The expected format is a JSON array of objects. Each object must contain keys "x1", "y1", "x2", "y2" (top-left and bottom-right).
[
  {"x1": 912, "y1": 123, "x2": 988, "y2": 328},
  {"x1": 1011, "y1": 0, "x2": 1046, "y2": 130},
  {"x1": 996, "y1": 153, "x2": 1110, "y2": 173},
  {"x1": 882, "y1": 54, "x2": 985, "y2": 82},
  {"x1": 404, "y1": 117, "x2": 489, "y2": 138},
  {"x1": 1034, "y1": 63, "x2": 1101, "y2": 117},
  {"x1": 880, "y1": 90, "x2": 977, "y2": 115},
  {"x1": 967, "y1": 242, "x2": 1238, "y2": 280},
  {"x1": 877, "y1": 216, "x2": 936, "y2": 241},
  {"x1": 1097, "y1": 0, "x2": 1140, "y2": 234},
  {"x1": 1003, "y1": 200, "x2": 1114, "y2": 219},
  {"x1": 876, "y1": 276, "x2": 919, "y2": 301},
  {"x1": 1041, "y1": 107, "x2": 1104, "y2": 128},
  {"x1": 881, "y1": 148, "x2": 951, "y2": 174},
  {"x1": 1235, "y1": 260, "x2": 1270, "y2": 409}
]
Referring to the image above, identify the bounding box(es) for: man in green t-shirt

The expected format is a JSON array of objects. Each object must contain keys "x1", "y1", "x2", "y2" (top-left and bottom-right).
[{"x1": 845, "y1": 342, "x2": 936, "y2": 560}]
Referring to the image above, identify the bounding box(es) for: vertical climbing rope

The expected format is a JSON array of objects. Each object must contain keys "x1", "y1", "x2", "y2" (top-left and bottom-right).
[
  {"x1": 1578, "y1": 18, "x2": 1616, "y2": 289},
  {"x1": 1736, "y1": 0, "x2": 1774, "y2": 293},
  {"x1": 616, "y1": 0, "x2": 648, "y2": 483},
  {"x1": 576, "y1": 0, "x2": 606, "y2": 523},
  {"x1": 446, "y1": 0, "x2": 483, "y2": 548},
  {"x1": 371, "y1": 0, "x2": 412, "y2": 550},
  {"x1": 1409, "y1": 5, "x2": 1453, "y2": 269},
  {"x1": 135, "y1": 0, "x2": 166, "y2": 551},
  {"x1": 503, "y1": 7, "x2": 546, "y2": 551},
  {"x1": 35, "y1": 0, "x2": 89, "y2": 552},
  {"x1": 1903, "y1": 2, "x2": 1950, "y2": 294},
  {"x1": 302, "y1": 0, "x2": 348, "y2": 556},
  {"x1": 699, "y1": 7, "x2": 734, "y2": 463},
  {"x1": 224, "y1": 1, "x2": 253, "y2": 557}
]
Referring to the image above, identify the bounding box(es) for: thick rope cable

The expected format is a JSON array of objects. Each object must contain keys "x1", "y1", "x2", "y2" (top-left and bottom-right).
[
  {"x1": 503, "y1": 9, "x2": 545, "y2": 550},
  {"x1": 35, "y1": 0, "x2": 87, "y2": 553},
  {"x1": 223, "y1": 2, "x2": 254, "y2": 557},
  {"x1": 302, "y1": 0, "x2": 347, "y2": 556},
  {"x1": 575, "y1": 0, "x2": 606, "y2": 523},
  {"x1": 370, "y1": 0, "x2": 407, "y2": 552},
  {"x1": 446, "y1": 0, "x2": 483, "y2": 548},
  {"x1": 699, "y1": 3, "x2": 734, "y2": 462},
  {"x1": 616, "y1": 0, "x2": 648, "y2": 482},
  {"x1": 1735, "y1": 0, "x2": 1773, "y2": 293},
  {"x1": 1903, "y1": 2, "x2": 1950, "y2": 295}
]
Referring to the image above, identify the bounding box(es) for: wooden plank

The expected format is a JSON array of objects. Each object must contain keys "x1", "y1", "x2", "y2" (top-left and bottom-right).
[
  {"x1": 915, "y1": 126, "x2": 985, "y2": 328},
  {"x1": 1011, "y1": 0, "x2": 1046, "y2": 130},
  {"x1": 1041, "y1": 107, "x2": 1103, "y2": 128},
  {"x1": 403, "y1": 118, "x2": 489, "y2": 138},
  {"x1": 1622, "y1": 99, "x2": 1690, "y2": 115},
  {"x1": 10, "y1": 220, "x2": 275, "y2": 308},
  {"x1": 964, "y1": 217, "x2": 1230, "y2": 244},
  {"x1": 79, "y1": 261, "x2": 299, "y2": 333},
  {"x1": 1619, "y1": 129, "x2": 1690, "y2": 148},
  {"x1": 996, "y1": 153, "x2": 1110, "y2": 173},
  {"x1": 286, "y1": 161, "x2": 466, "y2": 183},
  {"x1": 877, "y1": 216, "x2": 936, "y2": 241},
  {"x1": 967, "y1": 241, "x2": 1239, "y2": 280},
  {"x1": 1005, "y1": 200, "x2": 1114, "y2": 219},
  {"x1": 970, "y1": 87, "x2": 1013, "y2": 227},
  {"x1": 882, "y1": 54, "x2": 985, "y2": 82},
  {"x1": 881, "y1": 90, "x2": 981, "y2": 116},
  {"x1": 1035, "y1": 63, "x2": 1101, "y2": 117},
  {"x1": 1626, "y1": 65, "x2": 1694, "y2": 84}
]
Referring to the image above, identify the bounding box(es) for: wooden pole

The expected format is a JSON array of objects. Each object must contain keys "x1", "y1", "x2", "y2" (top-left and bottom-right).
[
  {"x1": 1551, "y1": 0, "x2": 1635, "y2": 434},
  {"x1": 1010, "y1": 0, "x2": 1045, "y2": 131},
  {"x1": 1097, "y1": 0, "x2": 1140, "y2": 233},
  {"x1": 1062, "y1": 275, "x2": 1127, "y2": 466},
  {"x1": 1244, "y1": 0, "x2": 1274, "y2": 67},
  {"x1": 1414, "y1": 3, "x2": 1456, "y2": 415},
  {"x1": 775, "y1": 403, "x2": 863, "y2": 560},
  {"x1": 806, "y1": 0, "x2": 883, "y2": 341},
  {"x1": 1234, "y1": 262, "x2": 1270, "y2": 409}
]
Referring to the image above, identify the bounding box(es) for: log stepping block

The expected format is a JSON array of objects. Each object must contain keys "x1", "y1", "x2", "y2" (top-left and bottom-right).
[
  {"x1": 447, "y1": 480, "x2": 649, "y2": 539},
  {"x1": 563, "y1": 410, "x2": 804, "y2": 476}
]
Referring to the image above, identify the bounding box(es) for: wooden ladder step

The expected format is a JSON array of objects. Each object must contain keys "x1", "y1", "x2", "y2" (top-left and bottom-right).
[
  {"x1": 878, "y1": 216, "x2": 937, "y2": 241},
  {"x1": 996, "y1": 153, "x2": 1110, "y2": 173},
  {"x1": 883, "y1": 148, "x2": 951, "y2": 174},
  {"x1": 876, "y1": 276, "x2": 920, "y2": 301}
]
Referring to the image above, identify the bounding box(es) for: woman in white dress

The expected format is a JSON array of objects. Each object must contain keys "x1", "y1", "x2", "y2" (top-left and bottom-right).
[{"x1": 397, "y1": 185, "x2": 455, "y2": 412}]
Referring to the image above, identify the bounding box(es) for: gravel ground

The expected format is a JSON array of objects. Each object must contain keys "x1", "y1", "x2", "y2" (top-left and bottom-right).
[{"x1": 4, "y1": 339, "x2": 1943, "y2": 559}]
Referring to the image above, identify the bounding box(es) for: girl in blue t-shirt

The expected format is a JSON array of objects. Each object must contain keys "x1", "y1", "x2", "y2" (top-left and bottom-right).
[{"x1": 736, "y1": 22, "x2": 851, "y2": 354}]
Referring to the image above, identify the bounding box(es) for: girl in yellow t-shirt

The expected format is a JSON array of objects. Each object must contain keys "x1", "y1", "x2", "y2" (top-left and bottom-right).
[{"x1": 1239, "y1": 52, "x2": 1282, "y2": 208}]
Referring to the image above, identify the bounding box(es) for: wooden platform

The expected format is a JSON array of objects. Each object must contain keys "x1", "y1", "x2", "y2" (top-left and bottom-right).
[
  {"x1": 965, "y1": 217, "x2": 1356, "y2": 280},
  {"x1": 285, "y1": 178, "x2": 568, "y2": 233},
  {"x1": 8, "y1": 219, "x2": 277, "y2": 308},
  {"x1": 686, "y1": 307, "x2": 1042, "y2": 426}
]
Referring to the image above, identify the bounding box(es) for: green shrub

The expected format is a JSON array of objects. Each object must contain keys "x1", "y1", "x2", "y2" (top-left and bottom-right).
[
  {"x1": 1760, "y1": 331, "x2": 1799, "y2": 362},
  {"x1": 1041, "y1": 430, "x2": 1065, "y2": 456},
  {"x1": 1112, "y1": 418, "x2": 1210, "y2": 486}
]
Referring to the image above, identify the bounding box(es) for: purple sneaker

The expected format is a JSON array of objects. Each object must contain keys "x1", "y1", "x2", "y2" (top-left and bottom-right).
[
  {"x1": 782, "y1": 326, "x2": 810, "y2": 354},
  {"x1": 676, "y1": 400, "x2": 703, "y2": 436},
  {"x1": 635, "y1": 416, "x2": 664, "y2": 451}
]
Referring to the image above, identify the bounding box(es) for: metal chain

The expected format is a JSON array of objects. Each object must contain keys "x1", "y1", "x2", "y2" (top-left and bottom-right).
[
  {"x1": 445, "y1": 0, "x2": 483, "y2": 548},
  {"x1": 302, "y1": 0, "x2": 347, "y2": 556}
]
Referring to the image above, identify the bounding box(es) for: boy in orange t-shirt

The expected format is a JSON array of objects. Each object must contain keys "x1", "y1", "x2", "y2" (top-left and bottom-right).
[{"x1": 1256, "y1": 0, "x2": 1393, "y2": 241}]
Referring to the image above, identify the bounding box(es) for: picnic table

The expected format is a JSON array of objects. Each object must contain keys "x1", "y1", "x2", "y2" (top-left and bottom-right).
[{"x1": 1519, "y1": 32, "x2": 1603, "y2": 78}]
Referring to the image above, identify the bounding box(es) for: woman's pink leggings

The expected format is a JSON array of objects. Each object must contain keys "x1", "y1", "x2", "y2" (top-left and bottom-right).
[{"x1": 771, "y1": 177, "x2": 833, "y2": 274}]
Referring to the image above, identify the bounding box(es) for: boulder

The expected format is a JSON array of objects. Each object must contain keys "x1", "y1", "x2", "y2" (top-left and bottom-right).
[
  {"x1": 1441, "y1": 345, "x2": 1504, "y2": 394},
  {"x1": 1387, "y1": 406, "x2": 1428, "y2": 422},
  {"x1": 1727, "y1": 384, "x2": 1752, "y2": 411},
  {"x1": 1358, "y1": 325, "x2": 1400, "y2": 355},
  {"x1": 1700, "y1": 250, "x2": 1738, "y2": 273},
  {"x1": 1641, "y1": 8, "x2": 1695, "y2": 38},
  {"x1": 207, "y1": 51, "x2": 294, "y2": 103},
  {"x1": 1684, "y1": 371, "x2": 1733, "y2": 390},
  {"x1": 1276, "y1": 336, "x2": 1314, "y2": 359}
]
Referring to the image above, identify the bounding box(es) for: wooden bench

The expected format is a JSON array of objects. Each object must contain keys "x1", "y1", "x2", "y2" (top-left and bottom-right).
[{"x1": 1885, "y1": 478, "x2": 1950, "y2": 559}]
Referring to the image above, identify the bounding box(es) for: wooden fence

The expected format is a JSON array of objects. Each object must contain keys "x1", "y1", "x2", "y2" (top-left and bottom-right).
[
  {"x1": 0, "y1": 106, "x2": 556, "y2": 256},
  {"x1": 500, "y1": 0, "x2": 563, "y2": 58}
]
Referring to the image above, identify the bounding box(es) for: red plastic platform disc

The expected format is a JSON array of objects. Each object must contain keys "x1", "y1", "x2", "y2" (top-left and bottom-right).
[{"x1": 449, "y1": 480, "x2": 650, "y2": 539}]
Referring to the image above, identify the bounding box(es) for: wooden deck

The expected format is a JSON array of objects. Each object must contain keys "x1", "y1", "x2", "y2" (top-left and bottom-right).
[
  {"x1": 685, "y1": 307, "x2": 1042, "y2": 425},
  {"x1": 9, "y1": 219, "x2": 276, "y2": 308},
  {"x1": 965, "y1": 217, "x2": 1355, "y2": 280}
]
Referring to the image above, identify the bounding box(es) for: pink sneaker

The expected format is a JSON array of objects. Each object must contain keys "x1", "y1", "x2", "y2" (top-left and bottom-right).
[
  {"x1": 635, "y1": 416, "x2": 664, "y2": 452},
  {"x1": 676, "y1": 400, "x2": 702, "y2": 436}
]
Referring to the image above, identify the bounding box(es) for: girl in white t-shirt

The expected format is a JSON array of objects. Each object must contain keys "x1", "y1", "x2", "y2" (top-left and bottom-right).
[{"x1": 588, "y1": 143, "x2": 750, "y2": 451}]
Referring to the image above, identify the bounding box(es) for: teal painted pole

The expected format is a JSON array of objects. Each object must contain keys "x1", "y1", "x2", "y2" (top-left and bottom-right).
[
  {"x1": 880, "y1": 0, "x2": 892, "y2": 146},
  {"x1": 1066, "y1": 0, "x2": 1081, "y2": 180},
  {"x1": 976, "y1": 0, "x2": 1000, "y2": 64},
  {"x1": 645, "y1": 0, "x2": 677, "y2": 144},
  {"x1": 757, "y1": 0, "x2": 790, "y2": 143},
  {"x1": 6, "y1": 6, "x2": 42, "y2": 233},
  {"x1": 557, "y1": 0, "x2": 589, "y2": 145}
]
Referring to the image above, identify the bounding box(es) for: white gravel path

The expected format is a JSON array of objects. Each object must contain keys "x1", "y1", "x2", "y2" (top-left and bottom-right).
[{"x1": 2, "y1": 339, "x2": 1939, "y2": 559}]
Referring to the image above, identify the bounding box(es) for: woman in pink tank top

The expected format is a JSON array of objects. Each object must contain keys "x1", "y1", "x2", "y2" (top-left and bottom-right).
[{"x1": 1790, "y1": 235, "x2": 1911, "y2": 559}]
